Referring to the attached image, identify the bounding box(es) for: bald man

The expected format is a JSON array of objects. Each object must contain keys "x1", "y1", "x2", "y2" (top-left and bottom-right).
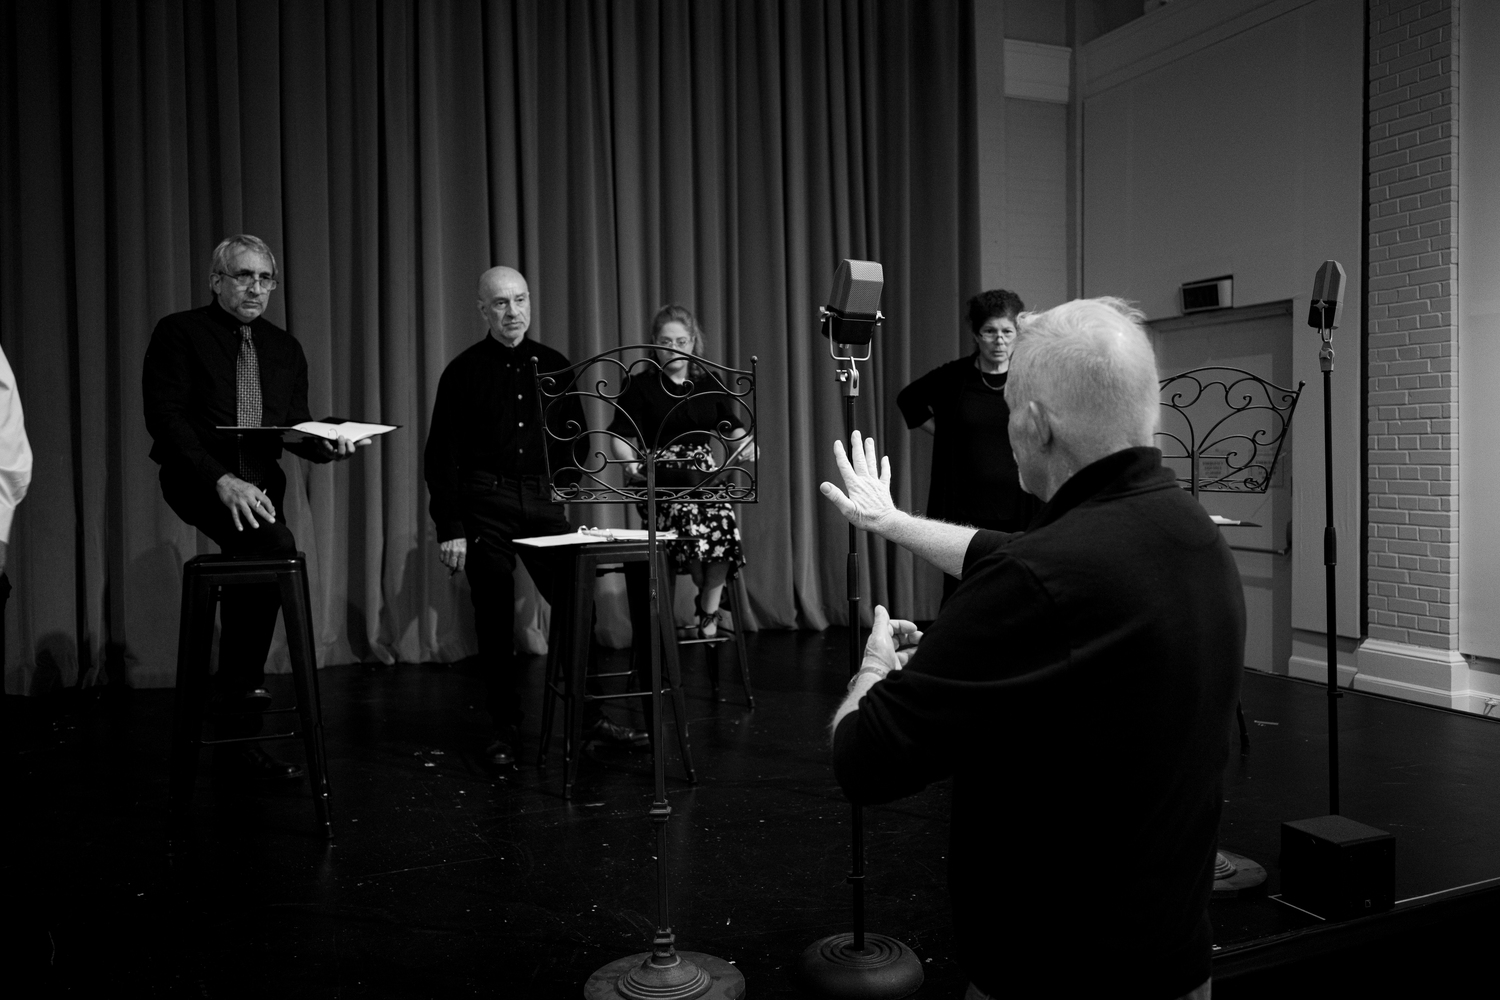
[
  {"x1": 821, "y1": 299, "x2": 1243, "y2": 1000},
  {"x1": 424, "y1": 267, "x2": 639, "y2": 767}
]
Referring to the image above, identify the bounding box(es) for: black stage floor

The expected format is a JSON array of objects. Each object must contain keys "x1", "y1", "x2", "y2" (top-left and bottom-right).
[{"x1": 8, "y1": 630, "x2": 1499, "y2": 998}]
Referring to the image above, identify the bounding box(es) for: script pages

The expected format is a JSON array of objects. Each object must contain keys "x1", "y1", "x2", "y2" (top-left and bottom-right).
[{"x1": 216, "y1": 419, "x2": 400, "y2": 443}]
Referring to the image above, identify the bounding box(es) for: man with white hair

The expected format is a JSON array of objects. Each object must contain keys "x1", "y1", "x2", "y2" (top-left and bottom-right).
[{"x1": 821, "y1": 298, "x2": 1244, "y2": 999}]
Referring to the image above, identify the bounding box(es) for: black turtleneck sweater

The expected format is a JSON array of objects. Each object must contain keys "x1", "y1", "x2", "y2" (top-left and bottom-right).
[
  {"x1": 423, "y1": 333, "x2": 584, "y2": 542},
  {"x1": 833, "y1": 447, "x2": 1245, "y2": 997}
]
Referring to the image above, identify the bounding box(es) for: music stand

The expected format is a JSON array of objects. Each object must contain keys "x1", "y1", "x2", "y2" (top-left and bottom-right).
[
  {"x1": 1158, "y1": 366, "x2": 1304, "y2": 500},
  {"x1": 1157, "y1": 366, "x2": 1304, "y2": 895},
  {"x1": 534, "y1": 346, "x2": 756, "y2": 1000}
]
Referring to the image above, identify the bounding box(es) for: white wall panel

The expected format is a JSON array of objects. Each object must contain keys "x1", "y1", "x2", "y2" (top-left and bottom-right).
[{"x1": 1079, "y1": 0, "x2": 1365, "y2": 642}]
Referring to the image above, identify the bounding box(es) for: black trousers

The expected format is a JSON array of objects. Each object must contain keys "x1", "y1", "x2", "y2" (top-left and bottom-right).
[
  {"x1": 160, "y1": 464, "x2": 297, "y2": 707},
  {"x1": 458, "y1": 473, "x2": 570, "y2": 729}
]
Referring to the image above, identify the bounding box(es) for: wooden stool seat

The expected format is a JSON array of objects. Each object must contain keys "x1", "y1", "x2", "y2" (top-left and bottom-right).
[{"x1": 169, "y1": 553, "x2": 332, "y2": 839}]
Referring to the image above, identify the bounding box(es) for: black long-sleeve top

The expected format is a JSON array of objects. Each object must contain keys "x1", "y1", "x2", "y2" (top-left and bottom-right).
[
  {"x1": 833, "y1": 448, "x2": 1245, "y2": 997},
  {"x1": 605, "y1": 368, "x2": 743, "y2": 448},
  {"x1": 896, "y1": 354, "x2": 1038, "y2": 529},
  {"x1": 142, "y1": 301, "x2": 329, "y2": 483},
  {"x1": 423, "y1": 334, "x2": 584, "y2": 542}
]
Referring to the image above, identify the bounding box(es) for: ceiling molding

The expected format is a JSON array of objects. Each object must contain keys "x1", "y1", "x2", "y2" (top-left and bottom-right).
[{"x1": 1005, "y1": 39, "x2": 1071, "y2": 104}]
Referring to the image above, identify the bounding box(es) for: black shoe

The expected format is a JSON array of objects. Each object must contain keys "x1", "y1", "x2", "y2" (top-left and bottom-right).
[
  {"x1": 587, "y1": 717, "x2": 650, "y2": 748},
  {"x1": 485, "y1": 729, "x2": 520, "y2": 766},
  {"x1": 222, "y1": 745, "x2": 305, "y2": 783},
  {"x1": 691, "y1": 593, "x2": 719, "y2": 639}
]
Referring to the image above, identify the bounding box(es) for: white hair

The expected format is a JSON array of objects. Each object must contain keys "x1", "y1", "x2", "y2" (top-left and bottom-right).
[
  {"x1": 1007, "y1": 297, "x2": 1160, "y2": 452},
  {"x1": 209, "y1": 234, "x2": 277, "y2": 289}
]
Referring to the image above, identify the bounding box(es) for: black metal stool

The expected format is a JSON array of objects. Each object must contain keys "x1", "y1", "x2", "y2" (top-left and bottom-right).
[
  {"x1": 169, "y1": 553, "x2": 333, "y2": 839},
  {"x1": 536, "y1": 541, "x2": 694, "y2": 799},
  {"x1": 675, "y1": 568, "x2": 754, "y2": 708}
]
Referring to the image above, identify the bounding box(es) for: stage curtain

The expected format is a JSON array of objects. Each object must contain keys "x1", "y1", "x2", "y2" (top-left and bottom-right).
[{"x1": 0, "y1": 0, "x2": 978, "y2": 691}]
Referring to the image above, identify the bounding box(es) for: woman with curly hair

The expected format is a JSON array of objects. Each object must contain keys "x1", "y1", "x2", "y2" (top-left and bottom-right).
[{"x1": 897, "y1": 288, "x2": 1041, "y2": 604}]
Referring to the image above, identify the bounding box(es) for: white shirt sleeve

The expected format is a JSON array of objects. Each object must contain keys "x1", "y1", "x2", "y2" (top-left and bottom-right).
[{"x1": 0, "y1": 344, "x2": 33, "y2": 543}]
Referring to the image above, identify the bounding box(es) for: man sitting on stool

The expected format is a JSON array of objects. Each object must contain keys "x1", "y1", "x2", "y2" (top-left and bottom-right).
[
  {"x1": 821, "y1": 298, "x2": 1244, "y2": 1000},
  {"x1": 143, "y1": 234, "x2": 360, "y2": 782}
]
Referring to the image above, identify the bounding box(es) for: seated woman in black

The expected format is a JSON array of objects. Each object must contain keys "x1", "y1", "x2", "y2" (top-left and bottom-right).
[
  {"x1": 896, "y1": 288, "x2": 1041, "y2": 605},
  {"x1": 607, "y1": 305, "x2": 754, "y2": 637}
]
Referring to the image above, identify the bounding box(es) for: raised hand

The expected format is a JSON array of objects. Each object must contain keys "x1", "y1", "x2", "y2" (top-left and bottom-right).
[{"x1": 819, "y1": 430, "x2": 896, "y2": 533}]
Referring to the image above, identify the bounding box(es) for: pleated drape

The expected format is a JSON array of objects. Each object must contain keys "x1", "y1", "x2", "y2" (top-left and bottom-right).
[{"x1": 0, "y1": 0, "x2": 979, "y2": 691}]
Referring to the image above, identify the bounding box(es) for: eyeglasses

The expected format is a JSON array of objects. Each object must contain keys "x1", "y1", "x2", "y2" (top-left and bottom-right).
[
  {"x1": 655, "y1": 337, "x2": 693, "y2": 350},
  {"x1": 216, "y1": 271, "x2": 278, "y2": 291},
  {"x1": 976, "y1": 329, "x2": 1015, "y2": 343}
]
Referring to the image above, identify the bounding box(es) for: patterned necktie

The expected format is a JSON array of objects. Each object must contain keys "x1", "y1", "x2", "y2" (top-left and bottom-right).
[{"x1": 236, "y1": 325, "x2": 265, "y2": 485}]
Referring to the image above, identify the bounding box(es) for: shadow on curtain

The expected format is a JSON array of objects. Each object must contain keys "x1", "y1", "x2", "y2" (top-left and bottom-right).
[{"x1": 0, "y1": 0, "x2": 978, "y2": 691}]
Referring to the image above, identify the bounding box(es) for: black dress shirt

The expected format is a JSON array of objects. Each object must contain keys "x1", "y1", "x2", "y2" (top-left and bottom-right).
[
  {"x1": 142, "y1": 301, "x2": 325, "y2": 484},
  {"x1": 834, "y1": 448, "x2": 1245, "y2": 996},
  {"x1": 424, "y1": 334, "x2": 584, "y2": 542}
]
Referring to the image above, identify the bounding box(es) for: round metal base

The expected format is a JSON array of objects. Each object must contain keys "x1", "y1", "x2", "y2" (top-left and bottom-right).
[
  {"x1": 798, "y1": 933, "x2": 924, "y2": 999},
  {"x1": 585, "y1": 951, "x2": 745, "y2": 1000},
  {"x1": 1212, "y1": 849, "x2": 1268, "y2": 898}
]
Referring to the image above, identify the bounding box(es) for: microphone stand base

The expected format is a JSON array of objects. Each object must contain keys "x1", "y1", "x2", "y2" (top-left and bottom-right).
[
  {"x1": 1211, "y1": 849, "x2": 1268, "y2": 898},
  {"x1": 586, "y1": 951, "x2": 744, "y2": 1000},
  {"x1": 799, "y1": 933, "x2": 924, "y2": 999}
]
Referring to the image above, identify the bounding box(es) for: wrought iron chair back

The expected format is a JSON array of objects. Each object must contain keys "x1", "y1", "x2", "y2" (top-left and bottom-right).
[
  {"x1": 531, "y1": 345, "x2": 757, "y2": 506},
  {"x1": 1157, "y1": 366, "x2": 1304, "y2": 499}
]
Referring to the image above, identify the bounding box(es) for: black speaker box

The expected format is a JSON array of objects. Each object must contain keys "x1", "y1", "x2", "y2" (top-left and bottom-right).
[{"x1": 1280, "y1": 815, "x2": 1395, "y2": 920}]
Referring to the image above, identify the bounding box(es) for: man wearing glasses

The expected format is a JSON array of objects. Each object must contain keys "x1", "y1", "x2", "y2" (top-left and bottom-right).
[{"x1": 143, "y1": 234, "x2": 355, "y2": 782}]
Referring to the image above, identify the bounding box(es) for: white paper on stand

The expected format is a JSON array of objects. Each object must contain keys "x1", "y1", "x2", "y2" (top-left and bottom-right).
[
  {"x1": 515, "y1": 528, "x2": 679, "y2": 547},
  {"x1": 217, "y1": 420, "x2": 399, "y2": 443}
]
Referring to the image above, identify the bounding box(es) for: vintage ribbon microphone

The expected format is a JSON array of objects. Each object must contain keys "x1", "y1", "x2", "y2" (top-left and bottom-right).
[{"x1": 799, "y1": 260, "x2": 924, "y2": 998}]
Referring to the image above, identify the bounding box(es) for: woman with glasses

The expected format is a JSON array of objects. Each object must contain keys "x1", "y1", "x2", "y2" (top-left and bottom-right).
[
  {"x1": 608, "y1": 305, "x2": 754, "y2": 637},
  {"x1": 896, "y1": 288, "x2": 1040, "y2": 605}
]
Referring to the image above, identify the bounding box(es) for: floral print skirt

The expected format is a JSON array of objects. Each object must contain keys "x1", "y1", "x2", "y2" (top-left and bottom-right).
[{"x1": 636, "y1": 442, "x2": 746, "y2": 574}]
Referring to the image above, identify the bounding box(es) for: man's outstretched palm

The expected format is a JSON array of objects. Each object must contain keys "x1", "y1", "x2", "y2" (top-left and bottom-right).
[{"x1": 820, "y1": 431, "x2": 897, "y2": 533}]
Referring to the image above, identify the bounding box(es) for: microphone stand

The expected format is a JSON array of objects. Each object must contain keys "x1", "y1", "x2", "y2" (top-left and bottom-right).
[
  {"x1": 799, "y1": 309, "x2": 923, "y2": 998},
  {"x1": 1315, "y1": 305, "x2": 1341, "y2": 814}
]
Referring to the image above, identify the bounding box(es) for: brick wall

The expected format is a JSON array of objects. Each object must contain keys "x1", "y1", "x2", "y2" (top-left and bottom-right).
[{"x1": 1365, "y1": 0, "x2": 1460, "y2": 650}]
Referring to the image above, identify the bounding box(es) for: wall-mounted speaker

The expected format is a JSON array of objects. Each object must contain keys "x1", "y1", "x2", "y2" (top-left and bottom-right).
[{"x1": 1180, "y1": 275, "x2": 1233, "y2": 314}]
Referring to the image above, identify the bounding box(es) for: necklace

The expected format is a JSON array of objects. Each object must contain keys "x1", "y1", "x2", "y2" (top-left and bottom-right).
[{"x1": 978, "y1": 369, "x2": 1006, "y2": 391}]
